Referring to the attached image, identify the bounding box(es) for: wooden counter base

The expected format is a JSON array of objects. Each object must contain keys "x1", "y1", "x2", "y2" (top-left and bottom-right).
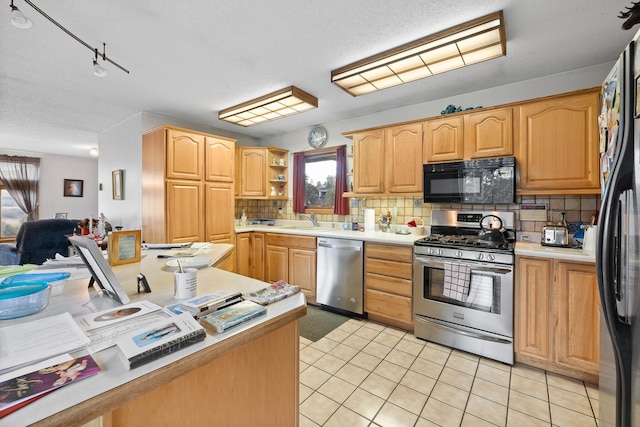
[
  {"x1": 110, "y1": 320, "x2": 300, "y2": 426},
  {"x1": 30, "y1": 303, "x2": 306, "y2": 427}
]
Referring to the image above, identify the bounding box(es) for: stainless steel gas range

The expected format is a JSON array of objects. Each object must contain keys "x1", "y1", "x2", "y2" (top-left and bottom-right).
[{"x1": 413, "y1": 210, "x2": 515, "y2": 364}]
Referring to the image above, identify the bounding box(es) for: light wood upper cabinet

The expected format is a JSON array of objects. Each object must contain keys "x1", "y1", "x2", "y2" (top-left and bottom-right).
[
  {"x1": 204, "y1": 182, "x2": 234, "y2": 243},
  {"x1": 166, "y1": 180, "x2": 204, "y2": 243},
  {"x1": 236, "y1": 147, "x2": 289, "y2": 199},
  {"x1": 204, "y1": 136, "x2": 235, "y2": 182},
  {"x1": 385, "y1": 123, "x2": 423, "y2": 193},
  {"x1": 516, "y1": 89, "x2": 600, "y2": 194},
  {"x1": 465, "y1": 108, "x2": 513, "y2": 159},
  {"x1": 353, "y1": 130, "x2": 385, "y2": 194},
  {"x1": 166, "y1": 129, "x2": 204, "y2": 180},
  {"x1": 142, "y1": 125, "x2": 235, "y2": 246},
  {"x1": 515, "y1": 256, "x2": 599, "y2": 383},
  {"x1": 239, "y1": 148, "x2": 267, "y2": 197},
  {"x1": 350, "y1": 124, "x2": 422, "y2": 196},
  {"x1": 423, "y1": 108, "x2": 513, "y2": 163},
  {"x1": 423, "y1": 116, "x2": 464, "y2": 163}
]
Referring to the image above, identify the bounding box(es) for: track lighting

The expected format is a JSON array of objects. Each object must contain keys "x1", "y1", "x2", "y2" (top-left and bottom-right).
[
  {"x1": 93, "y1": 47, "x2": 107, "y2": 77},
  {"x1": 8, "y1": 0, "x2": 129, "y2": 76},
  {"x1": 9, "y1": 0, "x2": 31, "y2": 28}
]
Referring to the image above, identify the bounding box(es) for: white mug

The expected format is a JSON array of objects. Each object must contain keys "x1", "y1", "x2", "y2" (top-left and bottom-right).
[{"x1": 174, "y1": 268, "x2": 198, "y2": 299}]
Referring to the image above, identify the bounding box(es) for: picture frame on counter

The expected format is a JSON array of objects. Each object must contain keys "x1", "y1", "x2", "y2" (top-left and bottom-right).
[{"x1": 108, "y1": 230, "x2": 142, "y2": 267}]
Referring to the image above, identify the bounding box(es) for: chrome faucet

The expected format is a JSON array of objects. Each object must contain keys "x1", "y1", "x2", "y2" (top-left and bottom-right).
[{"x1": 298, "y1": 213, "x2": 318, "y2": 227}]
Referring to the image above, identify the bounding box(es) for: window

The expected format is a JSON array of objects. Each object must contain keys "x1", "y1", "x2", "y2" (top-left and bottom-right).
[
  {"x1": 304, "y1": 151, "x2": 337, "y2": 212},
  {"x1": 0, "y1": 186, "x2": 27, "y2": 240}
]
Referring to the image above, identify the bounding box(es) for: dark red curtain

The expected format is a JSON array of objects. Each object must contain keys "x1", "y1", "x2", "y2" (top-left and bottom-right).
[
  {"x1": 292, "y1": 152, "x2": 306, "y2": 213},
  {"x1": 334, "y1": 145, "x2": 349, "y2": 215}
]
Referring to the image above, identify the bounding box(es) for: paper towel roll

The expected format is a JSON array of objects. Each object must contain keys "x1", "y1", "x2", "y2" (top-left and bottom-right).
[
  {"x1": 364, "y1": 208, "x2": 375, "y2": 231},
  {"x1": 583, "y1": 226, "x2": 597, "y2": 253}
]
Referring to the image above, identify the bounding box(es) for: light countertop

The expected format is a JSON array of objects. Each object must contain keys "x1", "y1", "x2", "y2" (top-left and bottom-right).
[
  {"x1": 1, "y1": 247, "x2": 306, "y2": 427},
  {"x1": 235, "y1": 224, "x2": 424, "y2": 246},
  {"x1": 515, "y1": 241, "x2": 596, "y2": 263}
]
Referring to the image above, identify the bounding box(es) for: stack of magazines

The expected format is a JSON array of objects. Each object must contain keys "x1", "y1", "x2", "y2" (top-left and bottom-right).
[{"x1": 242, "y1": 280, "x2": 300, "y2": 305}]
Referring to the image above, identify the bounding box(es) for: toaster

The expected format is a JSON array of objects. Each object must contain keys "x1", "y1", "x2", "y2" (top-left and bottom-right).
[{"x1": 541, "y1": 225, "x2": 569, "y2": 247}]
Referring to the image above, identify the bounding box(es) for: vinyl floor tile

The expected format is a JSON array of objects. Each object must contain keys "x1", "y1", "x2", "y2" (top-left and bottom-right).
[{"x1": 298, "y1": 317, "x2": 599, "y2": 427}]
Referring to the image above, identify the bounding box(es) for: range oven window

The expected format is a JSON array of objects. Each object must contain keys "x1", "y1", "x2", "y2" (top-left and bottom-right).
[{"x1": 421, "y1": 264, "x2": 502, "y2": 314}]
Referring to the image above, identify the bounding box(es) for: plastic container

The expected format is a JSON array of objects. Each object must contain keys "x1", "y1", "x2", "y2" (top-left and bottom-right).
[
  {"x1": 0, "y1": 283, "x2": 51, "y2": 320},
  {"x1": 1, "y1": 272, "x2": 70, "y2": 297}
]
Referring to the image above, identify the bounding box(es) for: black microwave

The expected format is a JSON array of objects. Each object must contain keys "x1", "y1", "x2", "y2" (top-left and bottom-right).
[{"x1": 423, "y1": 157, "x2": 515, "y2": 204}]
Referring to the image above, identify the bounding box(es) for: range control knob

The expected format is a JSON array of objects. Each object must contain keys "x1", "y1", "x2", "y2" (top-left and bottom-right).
[
  {"x1": 487, "y1": 254, "x2": 496, "y2": 261},
  {"x1": 476, "y1": 253, "x2": 484, "y2": 260},
  {"x1": 438, "y1": 249, "x2": 444, "y2": 256},
  {"x1": 429, "y1": 248, "x2": 435, "y2": 255},
  {"x1": 456, "y1": 250, "x2": 463, "y2": 258}
]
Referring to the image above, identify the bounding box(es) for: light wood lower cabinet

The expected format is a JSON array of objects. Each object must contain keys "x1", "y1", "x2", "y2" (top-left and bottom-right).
[
  {"x1": 236, "y1": 232, "x2": 266, "y2": 279},
  {"x1": 266, "y1": 234, "x2": 316, "y2": 302},
  {"x1": 515, "y1": 256, "x2": 599, "y2": 383},
  {"x1": 364, "y1": 243, "x2": 413, "y2": 331}
]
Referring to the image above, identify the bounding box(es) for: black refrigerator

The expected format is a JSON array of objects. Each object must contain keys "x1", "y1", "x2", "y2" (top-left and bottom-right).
[{"x1": 597, "y1": 28, "x2": 640, "y2": 427}]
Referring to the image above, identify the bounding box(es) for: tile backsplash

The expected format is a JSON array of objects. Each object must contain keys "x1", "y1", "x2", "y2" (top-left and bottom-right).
[{"x1": 235, "y1": 194, "x2": 600, "y2": 239}]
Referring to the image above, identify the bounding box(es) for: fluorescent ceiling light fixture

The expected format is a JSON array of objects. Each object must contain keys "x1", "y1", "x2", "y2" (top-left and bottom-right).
[
  {"x1": 218, "y1": 86, "x2": 318, "y2": 127},
  {"x1": 331, "y1": 11, "x2": 506, "y2": 96}
]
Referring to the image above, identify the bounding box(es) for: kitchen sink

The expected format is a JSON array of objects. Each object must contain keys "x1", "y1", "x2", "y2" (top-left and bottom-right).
[{"x1": 277, "y1": 225, "x2": 336, "y2": 231}]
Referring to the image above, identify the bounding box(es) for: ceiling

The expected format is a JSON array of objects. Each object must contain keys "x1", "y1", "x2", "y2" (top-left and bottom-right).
[{"x1": 0, "y1": 0, "x2": 635, "y2": 158}]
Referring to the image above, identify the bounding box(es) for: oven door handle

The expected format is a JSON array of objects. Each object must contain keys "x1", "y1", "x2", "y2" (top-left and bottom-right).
[
  {"x1": 414, "y1": 256, "x2": 511, "y2": 275},
  {"x1": 418, "y1": 317, "x2": 512, "y2": 344},
  {"x1": 470, "y1": 267, "x2": 512, "y2": 275}
]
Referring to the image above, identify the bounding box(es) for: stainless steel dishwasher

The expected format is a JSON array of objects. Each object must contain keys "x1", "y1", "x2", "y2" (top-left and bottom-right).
[{"x1": 316, "y1": 237, "x2": 364, "y2": 315}]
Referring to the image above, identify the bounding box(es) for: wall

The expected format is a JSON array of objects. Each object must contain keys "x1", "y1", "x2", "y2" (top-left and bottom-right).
[
  {"x1": 0, "y1": 148, "x2": 98, "y2": 221},
  {"x1": 235, "y1": 194, "x2": 599, "y2": 243},
  {"x1": 240, "y1": 63, "x2": 611, "y2": 236},
  {"x1": 99, "y1": 62, "x2": 611, "y2": 232},
  {"x1": 98, "y1": 112, "x2": 258, "y2": 231},
  {"x1": 258, "y1": 62, "x2": 611, "y2": 156}
]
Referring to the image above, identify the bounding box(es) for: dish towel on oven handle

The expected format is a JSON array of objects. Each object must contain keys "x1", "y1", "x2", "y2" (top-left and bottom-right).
[{"x1": 443, "y1": 262, "x2": 471, "y2": 302}]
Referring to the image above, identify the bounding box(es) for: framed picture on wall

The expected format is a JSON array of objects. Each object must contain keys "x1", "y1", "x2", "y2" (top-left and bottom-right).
[
  {"x1": 112, "y1": 169, "x2": 124, "y2": 200},
  {"x1": 54, "y1": 212, "x2": 68, "y2": 219},
  {"x1": 63, "y1": 179, "x2": 83, "y2": 197}
]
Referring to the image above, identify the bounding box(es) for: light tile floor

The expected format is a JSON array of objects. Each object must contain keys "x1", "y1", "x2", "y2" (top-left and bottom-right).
[{"x1": 299, "y1": 317, "x2": 599, "y2": 427}]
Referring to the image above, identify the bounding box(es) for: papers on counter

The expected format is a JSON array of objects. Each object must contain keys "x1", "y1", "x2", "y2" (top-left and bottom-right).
[
  {"x1": 0, "y1": 312, "x2": 90, "y2": 373},
  {"x1": 75, "y1": 301, "x2": 172, "y2": 354}
]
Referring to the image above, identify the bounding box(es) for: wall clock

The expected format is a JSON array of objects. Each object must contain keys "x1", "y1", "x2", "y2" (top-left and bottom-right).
[{"x1": 308, "y1": 126, "x2": 327, "y2": 148}]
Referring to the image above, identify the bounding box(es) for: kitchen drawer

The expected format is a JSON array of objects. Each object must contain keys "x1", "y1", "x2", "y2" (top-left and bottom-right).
[
  {"x1": 366, "y1": 243, "x2": 413, "y2": 262},
  {"x1": 365, "y1": 289, "x2": 412, "y2": 324},
  {"x1": 365, "y1": 272, "x2": 412, "y2": 297},
  {"x1": 366, "y1": 258, "x2": 412, "y2": 280},
  {"x1": 266, "y1": 233, "x2": 316, "y2": 249}
]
